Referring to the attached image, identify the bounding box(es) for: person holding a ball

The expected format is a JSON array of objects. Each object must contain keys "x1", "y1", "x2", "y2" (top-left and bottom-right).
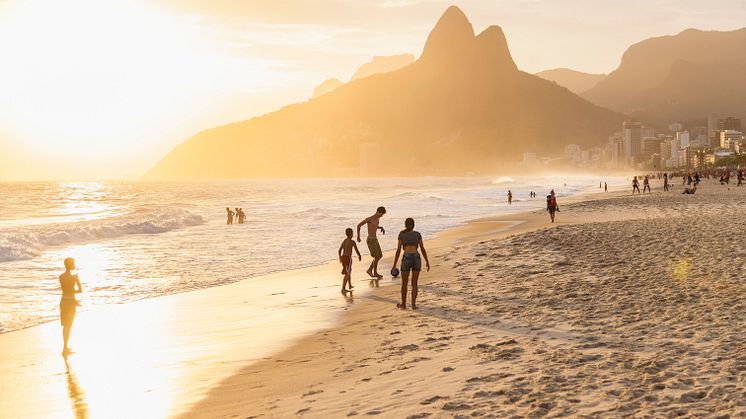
[{"x1": 392, "y1": 217, "x2": 430, "y2": 310}]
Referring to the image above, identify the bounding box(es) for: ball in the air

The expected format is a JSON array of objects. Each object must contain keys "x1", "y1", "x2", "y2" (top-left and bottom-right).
[{"x1": 391, "y1": 267, "x2": 400, "y2": 278}]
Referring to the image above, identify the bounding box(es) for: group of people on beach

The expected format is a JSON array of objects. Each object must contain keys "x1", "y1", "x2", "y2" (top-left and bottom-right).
[
  {"x1": 226, "y1": 207, "x2": 246, "y2": 224},
  {"x1": 338, "y1": 206, "x2": 430, "y2": 310}
]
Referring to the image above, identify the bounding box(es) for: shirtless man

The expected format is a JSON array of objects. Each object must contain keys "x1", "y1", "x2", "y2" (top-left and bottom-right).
[
  {"x1": 59, "y1": 257, "x2": 83, "y2": 356},
  {"x1": 357, "y1": 206, "x2": 386, "y2": 278},
  {"x1": 226, "y1": 207, "x2": 234, "y2": 225}
]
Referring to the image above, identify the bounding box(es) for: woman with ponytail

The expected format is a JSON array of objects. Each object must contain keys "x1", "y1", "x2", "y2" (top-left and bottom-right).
[{"x1": 392, "y1": 217, "x2": 430, "y2": 309}]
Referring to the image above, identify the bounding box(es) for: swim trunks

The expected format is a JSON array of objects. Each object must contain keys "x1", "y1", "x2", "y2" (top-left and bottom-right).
[
  {"x1": 366, "y1": 237, "x2": 382, "y2": 259},
  {"x1": 340, "y1": 255, "x2": 352, "y2": 275}
]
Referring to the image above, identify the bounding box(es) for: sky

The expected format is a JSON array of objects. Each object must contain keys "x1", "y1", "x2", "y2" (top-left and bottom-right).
[{"x1": 1, "y1": 0, "x2": 745, "y2": 180}]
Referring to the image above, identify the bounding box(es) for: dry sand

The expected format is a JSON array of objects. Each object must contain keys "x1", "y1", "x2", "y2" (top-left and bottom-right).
[{"x1": 185, "y1": 182, "x2": 745, "y2": 418}]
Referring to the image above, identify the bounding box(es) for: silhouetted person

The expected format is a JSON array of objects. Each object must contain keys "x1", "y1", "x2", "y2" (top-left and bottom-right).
[
  {"x1": 391, "y1": 218, "x2": 430, "y2": 310},
  {"x1": 546, "y1": 194, "x2": 558, "y2": 223},
  {"x1": 663, "y1": 173, "x2": 669, "y2": 192},
  {"x1": 357, "y1": 206, "x2": 386, "y2": 278},
  {"x1": 59, "y1": 257, "x2": 82, "y2": 356},
  {"x1": 643, "y1": 176, "x2": 651, "y2": 194},
  {"x1": 507, "y1": 190, "x2": 513, "y2": 204},
  {"x1": 234, "y1": 207, "x2": 240, "y2": 223},
  {"x1": 632, "y1": 176, "x2": 641, "y2": 194},
  {"x1": 237, "y1": 208, "x2": 246, "y2": 224},
  {"x1": 338, "y1": 228, "x2": 361, "y2": 293},
  {"x1": 226, "y1": 207, "x2": 234, "y2": 225},
  {"x1": 604, "y1": 182, "x2": 608, "y2": 192}
]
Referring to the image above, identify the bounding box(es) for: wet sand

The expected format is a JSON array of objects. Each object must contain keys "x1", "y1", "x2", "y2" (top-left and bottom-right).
[
  {"x1": 184, "y1": 182, "x2": 745, "y2": 418},
  {"x1": 3, "y1": 182, "x2": 743, "y2": 418}
]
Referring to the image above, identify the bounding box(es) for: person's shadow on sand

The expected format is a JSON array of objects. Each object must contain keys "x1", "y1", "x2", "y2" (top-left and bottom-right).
[{"x1": 64, "y1": 357, "x2": 89, "y2": 419}]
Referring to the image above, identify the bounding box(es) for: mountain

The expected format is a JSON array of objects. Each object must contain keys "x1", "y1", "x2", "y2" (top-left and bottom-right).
[
  {"x1": 311, "y1": 78, "x2": 344, "y2": 99},
  {"x1": 146, "y1": 6, "x2": 626, "y2": 180},
  {"x1": 535, "y1": 68, "x2": 605, "y2": 94},
  {"x1": 350, "y1": 54, "x2": 415, "y2": 80},
  {"x1": 311, "y1": 54, "x2": 415, "y2": 99},
  {"x1": 582, "y1": 28, "x2": 746, "y2": 125}
]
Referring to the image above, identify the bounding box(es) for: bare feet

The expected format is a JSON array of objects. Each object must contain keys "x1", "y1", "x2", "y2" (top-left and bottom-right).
[
  {"x1": 375, "y1": 273, "x2": 383, "y2": 279},
  {"x1": 412, "y1": 304, "x2": 418, "y2": 310},
  {"x1": 62, "y1": 347, "x2": 73, "y2": 356},
  {"x1": 366, "y1": 268, "x2": 375, "y2": 278},
  {"x1": 396, "y1": 303, "x2": 406, "y2": 309}
]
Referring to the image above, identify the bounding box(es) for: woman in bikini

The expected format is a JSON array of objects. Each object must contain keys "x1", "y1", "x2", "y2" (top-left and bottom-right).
[{"x1": 391, "y1": 218, "x2": 430, "y2": 310}]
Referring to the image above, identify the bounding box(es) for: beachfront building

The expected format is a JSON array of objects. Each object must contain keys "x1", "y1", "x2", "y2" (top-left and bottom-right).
[
  {"x1": 718, "y1": 117, "x2": 742, "y2": 132},
  {"x1": 606, "y1": 132, "x2": 626, "y2": 169},
  {"x1": 623, "y1": 121, "x2": 642, "y2": 166},
  {"x1": 708, "y1": 112, "x2": 720, "y2": 146},
  {"x1": 720, "y1": 130, "x2": 744, "y2": 152}
]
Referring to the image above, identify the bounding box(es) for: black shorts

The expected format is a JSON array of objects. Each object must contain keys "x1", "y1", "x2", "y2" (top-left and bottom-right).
[{"x1": 401, "y1": 253, "x2": 422, "y2": 272}]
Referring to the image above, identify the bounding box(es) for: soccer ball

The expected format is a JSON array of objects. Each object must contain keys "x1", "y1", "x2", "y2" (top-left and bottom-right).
[{"x1": 391, "y1": 267, "x2": 400, "y2": 277}]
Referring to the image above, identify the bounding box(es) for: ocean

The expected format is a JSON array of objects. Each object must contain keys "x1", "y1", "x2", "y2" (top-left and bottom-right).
[{"x1": 0, "y1": 176, "x2": 621, "y2": 334}]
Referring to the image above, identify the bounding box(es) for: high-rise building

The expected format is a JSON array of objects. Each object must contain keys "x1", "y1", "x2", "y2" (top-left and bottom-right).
[
  {"x1": 641, "y1": 126, "x2": 656, "y2": 139},
  {"x1": 718, "y1": 117, "x2": 742, "y2": 132},
  {"x1": 720, "y1": 130, "x2": 744, "y2": 151},
  {"x1": 676, "y1": 131, "x2": 690, "y2": 149},
  {"x1": 623, "y1": 121, "x2": 642, "y2": 165},
  {"x1": 707, "y1": 112, "x2": 720, "y2": 146}
]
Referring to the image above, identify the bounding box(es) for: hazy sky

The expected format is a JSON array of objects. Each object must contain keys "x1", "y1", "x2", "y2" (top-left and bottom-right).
[{"x1": 1, "y1": 0, "x2": 745, "y2": 180}]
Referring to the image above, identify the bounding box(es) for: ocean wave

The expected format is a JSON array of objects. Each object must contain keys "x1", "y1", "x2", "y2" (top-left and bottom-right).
[
  {"x1": 0, "y1": 207, "x2": 204, "y2": 263},
  {"x1": 491, "y1": 176, "x2": 515, "y2": 185},
  {"x1": 387, "y1": 192, "x2": 448, "y2": 202}
]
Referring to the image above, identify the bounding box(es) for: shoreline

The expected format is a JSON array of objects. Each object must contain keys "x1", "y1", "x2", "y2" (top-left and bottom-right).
[
  {"x1": 182, "y1": 181, "x2": 745, "y2": 418},
  {"x1": 0, "y1": 185, "x2": 625, "y2": 418}
]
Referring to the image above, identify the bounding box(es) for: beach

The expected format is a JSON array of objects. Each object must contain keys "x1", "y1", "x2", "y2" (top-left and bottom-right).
[{"x1": 1, "y1": 180, "x2": 744, "y2": 418}]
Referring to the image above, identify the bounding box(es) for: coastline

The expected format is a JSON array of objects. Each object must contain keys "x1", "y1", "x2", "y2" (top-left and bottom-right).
[
  {"x1": 183, "y1": 181, "x2": 745, "y2": 418},
  {"x1": 0, "y1": 185, "x2": 623, "y2": 418}
]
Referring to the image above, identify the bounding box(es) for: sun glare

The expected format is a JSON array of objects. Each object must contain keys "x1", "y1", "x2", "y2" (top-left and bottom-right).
[{"x1": 0, "y1": 0, "x2": 276, "y2": 178}]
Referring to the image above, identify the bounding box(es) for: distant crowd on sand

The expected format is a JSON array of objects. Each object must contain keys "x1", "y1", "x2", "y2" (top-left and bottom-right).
[
  {"x1": 629, "y1": 168, "x2": 746, "y2": 196},
  {"x1": 226, "y1": 207, "x2": 246, "y2": 224},
  {"x1": 506, "y1": 189, "x2": 560, "y2": 223}
]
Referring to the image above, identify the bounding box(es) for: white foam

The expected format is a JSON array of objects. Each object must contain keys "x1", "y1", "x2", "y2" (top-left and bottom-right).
[{"x1": 0, "y1": 207, "x2": 204, "y2": 262}]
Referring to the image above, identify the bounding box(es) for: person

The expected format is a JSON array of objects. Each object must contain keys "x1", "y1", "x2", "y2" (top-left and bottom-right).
[
  {"x1": 234, "y1": 207, "x2": 240, "y2": 224},
  {"x1": 738, "y1": 170, "x2": 744, "y2": 187},
  {"x1": 663, "y1": 173, "x2": 669, "y2": 192},
  {"x1": 682, "y1": 183, "x2": 697, "y2": 195},
  {"x1": 604, "y1": 182, "x2": 608, "y2": 192},
  {"x1": 357, "y1": 206, "x2": 386, "y2": 278},
  {"x1": 237, "y1": 208, "x2": 246, "y2": 224},
  {"x1": 507, "y1": 190, "x2": 513, "y2": 205},
  {"x1": 59, "y1": 257, "x2": 83, "y2": 356},
  {"x1": 546, "y1": 194, "x2": 558, "y2": 223},
  {"x1": 391, "y1": 218, "x2": 430, "y2": 310},
  {"x1": 338, "y1": 228, "x2": 361, "y2": 293},
  {"x1": 643, "y1": 176, "x2": 651, "y2": 194},
  {"x1": 226, "y1": 207, "x2": 234, "y2": 225},
  {"x1": 632, "y1": 176, "x2": 641, "y2": 194}
]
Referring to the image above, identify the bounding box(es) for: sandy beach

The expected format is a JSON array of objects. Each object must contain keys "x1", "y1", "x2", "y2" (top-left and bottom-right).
[
  {"x1": 2, "y1": 181, "x2": 744, "y2": 418},
  {"x1": 184, "y1": 182, "x2": 745, "y2": 418}
]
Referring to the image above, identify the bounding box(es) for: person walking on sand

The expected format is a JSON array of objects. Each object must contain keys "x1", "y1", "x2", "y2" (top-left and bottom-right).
[
  {"x1": 357, "y1": 206, "x2": 386, "y2": 278},
  {"x1": 507, "y1": 190, "x2": 513, "y2": 205},
  {"x1": 604, "y1": 182, "x2": 608, "y2": 192},
  {"x1": 632, "y1": 176, "x2": 641, "y2": 194},
  {"x1": 663, "y1": 173, "x2": 670, "y2": 192},
  {"x1": 59, "y1": 257, "x2": 83, "y2": 356},
  {"x1": 338, "y1": 228, "x2": 361, "y2": 293},
  {"x1": 237, "y1": 208, "x2": 246, "y2": 224},
  {"x1": 546, "y1": 194, "x2": 558, "y2": 223},
  {"x1": 643, "y1": 176, "x2": 651, "y2": 194},
  {"x1": 226, "y1": 207, "x2": 234, "y2": 225},
  {"x1": 391, "y1": 218, "x2": 430, "y2": 310}
]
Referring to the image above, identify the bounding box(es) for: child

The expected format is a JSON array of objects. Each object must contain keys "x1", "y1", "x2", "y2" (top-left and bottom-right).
[{"x1": 338, "y1": 228, "x2": 361, "y2": 293}]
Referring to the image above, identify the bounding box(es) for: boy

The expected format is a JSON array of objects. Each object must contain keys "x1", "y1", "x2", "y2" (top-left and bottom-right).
[{"x1": 339, "y1": 228, "x2": 362, "y2": 293}]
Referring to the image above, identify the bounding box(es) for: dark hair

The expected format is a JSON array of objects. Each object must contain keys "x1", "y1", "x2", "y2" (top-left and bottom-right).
[
  {"x1": 401, "y1": 217, "x2": 415, "y2": 234},
  {"x1": 345, "y1": 228, "x2": 353, "y2": 236},
  {"x1": 377, "y1": 206, "x2": 386, "y2": 214}
]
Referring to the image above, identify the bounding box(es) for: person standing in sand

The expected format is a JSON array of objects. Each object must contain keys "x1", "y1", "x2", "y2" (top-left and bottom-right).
[
  {"x1": 226, "y1": 207, "x2": 234, "y2": 225},
  {"x1": 632, "y1": 176, "x2": 641, "y2": 194},
  {"x1": 643, "y1": 176, "x2": 651, "y2": 194},
  {"x1": 663, "y1": 173, "x2": 669, "y2": 192},
  {"x1": 357, "y1": 206, "x2": 386, "y2": 278},
  {"x1": 507, "y1": 190, "x2": 513, "y2": 205},
  {"x1": 391, "y1": 218, "x2": 430, "y2": 310},
  {"x1": 338, "y1": 228, "x2": 361, "y2": 293},
  {"x1": 59, "y1": 257, "x2": 83, "y2": 356},
  {"x1": 604, "y1": 182, "x2": 608, "y2": 192},
  {"x1": 546, "y1": 194, "x2": 558, "y2": 223}
]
